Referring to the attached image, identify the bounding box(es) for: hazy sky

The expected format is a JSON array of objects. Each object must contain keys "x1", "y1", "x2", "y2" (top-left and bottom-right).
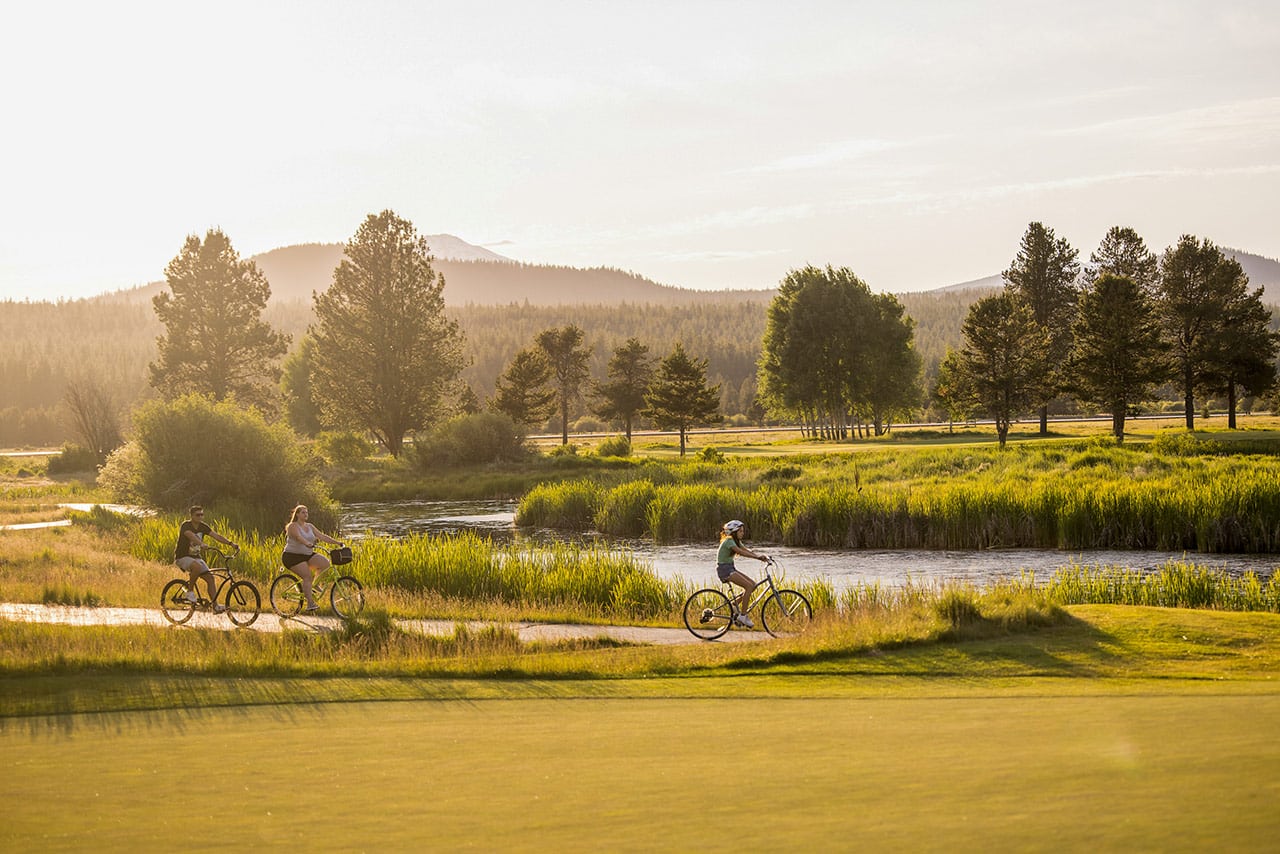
[{"x1": 2, "y1": 0, "x2": 1277, "y2": 301}]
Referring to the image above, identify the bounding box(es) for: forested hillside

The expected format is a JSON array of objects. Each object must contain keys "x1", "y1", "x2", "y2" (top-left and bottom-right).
[
  {"x1": 106, "y1": 243, "x2": 777, "y2": 307},
  {"x1": 1, "y1": 291, "x2": 977, "y2": 446}
]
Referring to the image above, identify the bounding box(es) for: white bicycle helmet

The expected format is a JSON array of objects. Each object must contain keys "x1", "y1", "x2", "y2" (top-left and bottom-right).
[{"x1": 724, "y1": 519, "x2": 744, "y2": 534}]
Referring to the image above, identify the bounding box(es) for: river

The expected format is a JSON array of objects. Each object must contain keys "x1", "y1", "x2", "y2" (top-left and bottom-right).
[{"x1": 339, "y1": 500, "x2": 1280, "y2": 591}]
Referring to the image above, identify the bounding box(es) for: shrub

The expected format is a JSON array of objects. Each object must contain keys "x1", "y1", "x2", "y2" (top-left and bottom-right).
[
  {"x1": 596, "y1": 435, "x2": 631, "y2": 458},
  {"x1": 548, "y1": 443, "x2": 579, "y2": 458},
  {"x1": 412, "y1": 412, "x2": 527, "y2": 469},
  {"x1": 45, "y1": 443, "x2": 102, "y2": 475},
  {"x1": 315, "y1": 431, "x2": 374, "y2": 465},
  {"x1": 97, "y1": 394, "x2": 334, "y2": 530},
  {"x1": 696, "y1": 446, "x2": 726, "y2": 463}
]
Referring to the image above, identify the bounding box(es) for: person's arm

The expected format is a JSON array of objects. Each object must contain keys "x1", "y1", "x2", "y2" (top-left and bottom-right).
[
  {"x1": 210, "y1": 529, "x2": 238, "y2": 550},
  {"x1": 315, "y1": 528, "x2": 343, "y2": 547},
  {"x1": 732, "y1": 544, "x2": 769, "y2": 562}
]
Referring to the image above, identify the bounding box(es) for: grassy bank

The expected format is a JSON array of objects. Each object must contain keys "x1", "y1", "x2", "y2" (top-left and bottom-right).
[{"x1": 518, "y1": 432, "x2": 1280, "y2": 552}]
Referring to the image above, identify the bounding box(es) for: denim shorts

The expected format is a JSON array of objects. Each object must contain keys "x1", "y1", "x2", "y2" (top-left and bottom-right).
[{"x1": 716, "y1": 562, "x2": 737, "y2": 582}]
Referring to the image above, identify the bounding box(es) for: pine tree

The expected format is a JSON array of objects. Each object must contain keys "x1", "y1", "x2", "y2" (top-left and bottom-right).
[
  {"x1": 645, "y1": 343, "x2": 722, "y2": 456},
  {"x1": 592, "y1": 338, "x2": 654, "y2": 440},
  {"x1": 1068, "y1": 274, "x2": 1168, "y2": 442},
  {"x1": 536, "y1": 325, "x2": 592, "y2": 445},
  {"x1": 310, "y1": 211, "x2": 466, "y2": 456},
  {"x1": 492, "y1": 348, "x2": 556, "y2": 430},
  {"x1": 150, "y1": 228, "x2": 288, "y2": 408},
  {"x1": 1002, "y1": 222, "x2": 1080, "y2": 433},
  {"x1": 958, "y1": 293, "x2": 1052, "y2": 448}
]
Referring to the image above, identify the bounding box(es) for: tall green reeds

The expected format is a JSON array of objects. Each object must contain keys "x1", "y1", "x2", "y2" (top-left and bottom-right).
[{"x1": 513, "y1": 440, "x2": 1280, "y2": 553}]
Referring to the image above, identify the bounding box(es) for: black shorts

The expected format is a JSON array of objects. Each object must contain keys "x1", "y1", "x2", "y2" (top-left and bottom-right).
[{"x1": 281, "y1": 551, "x2": 315, "y2": 569}]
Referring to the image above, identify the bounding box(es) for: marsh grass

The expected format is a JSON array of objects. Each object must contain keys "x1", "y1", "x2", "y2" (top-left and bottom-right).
[{"x1": 516, "y1": 436, "x2": 1280, "y2": 553}]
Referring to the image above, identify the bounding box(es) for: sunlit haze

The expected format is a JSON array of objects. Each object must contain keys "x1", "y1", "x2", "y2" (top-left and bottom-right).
[{"x1": 2, "y1": 0, "x2": 1277, "y2": 301}]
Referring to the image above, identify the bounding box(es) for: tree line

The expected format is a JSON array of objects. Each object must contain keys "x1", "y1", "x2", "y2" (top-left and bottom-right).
[
  {"x1": 3, "y1": 215, "x2": 1277, "y2": 454},
  {"x1": 936, "y1": 224, "x2": 1279, "y2": 445}
]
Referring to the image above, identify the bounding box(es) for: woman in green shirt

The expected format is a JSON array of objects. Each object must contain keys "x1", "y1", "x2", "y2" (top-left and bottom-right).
[{"x1": 715, "y1": 519, "x2": 769, "y2": 628}]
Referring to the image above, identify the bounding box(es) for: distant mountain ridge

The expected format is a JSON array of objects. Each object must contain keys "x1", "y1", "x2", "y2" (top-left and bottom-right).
[
  {"x1": 96, "y1": 235, "x2": 1280, "y2": 307},
  {"x1": 929, "y1": 248, "x2": 1280, "y2": 304},
  {"x1": 105, "y1": 237, "x2": 775, "y2": 307}
]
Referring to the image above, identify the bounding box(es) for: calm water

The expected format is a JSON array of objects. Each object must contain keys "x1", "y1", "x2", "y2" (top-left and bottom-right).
[{"x1": 339, "y1": 500, "x2": 1280, "y2": 590}]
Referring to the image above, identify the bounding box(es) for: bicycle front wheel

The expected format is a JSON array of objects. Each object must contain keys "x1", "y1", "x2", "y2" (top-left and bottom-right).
[
  {"x1": 160, "y1": 579, "x2": 195, "y2": 625},
  {"x1": 226, "y1": 580, "x2": 261, "y2": 627},
  {"x1": 760, "y1": 589, "x2": 813, "y2": 638},
  {"x1": 330, "y1": 576, "x2": 365, "y2": 619},
  {"x1": 683, "y1": 588, "x2": 733, "y2": 640},
  {"x1": 270, "y1": 573, "x2": 304, "y2": 617}
]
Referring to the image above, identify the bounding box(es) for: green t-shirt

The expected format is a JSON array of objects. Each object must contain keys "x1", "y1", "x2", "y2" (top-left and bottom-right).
[{"x1": 717, "y1": 536, "x2": 737, "y2": 564}]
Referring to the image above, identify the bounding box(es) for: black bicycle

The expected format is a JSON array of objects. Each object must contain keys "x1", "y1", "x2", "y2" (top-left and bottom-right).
[
  {"x1": 682, "y1": 557, "x2": 813, "y2": 640},
  {"x1": 269, "y1": 545, "x2": 365, "y2": 619},
  {"x1": 161, "y1": 547, "x2": 262, "y2": 627}
]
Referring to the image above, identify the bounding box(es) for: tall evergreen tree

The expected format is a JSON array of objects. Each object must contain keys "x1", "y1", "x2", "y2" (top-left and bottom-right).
[
  {"x1": 645, "y1": 343, "x2": 722, "y2": 456},
  {"x1": 958, "y1": 293, "x2": 1052, "y2": 448},
  {"x1": 1085, "y1": 226, "x2": 1160, "y2": 293},
  {"x1": 491, "y1": 348, "x2": 556, "y2": 430},
  {"x1": 1002, "y1": 222, "x2": 1080, "y2": 434},
  {"x1": 310, "y1": 211, "x2": 466, "y2": 457},
  {"x1": 1201, "y1": 284, "x2": 1278, "y2": 428},
  {"x1": 592, "y1": 337, "x2": 654, "y2": 440},
  {"x1": 150, "y1": 228, "x2": 289, "y2": 408},
  {"x1": 1068, "y1": 274, "x2": 1169, "y2": 442},
  {"x1": 1156, "y1": 235, "x2": 1244, "y2": 430},
  {"x1": 536, "y1": 325, "x2": 592, "y2": 445}
]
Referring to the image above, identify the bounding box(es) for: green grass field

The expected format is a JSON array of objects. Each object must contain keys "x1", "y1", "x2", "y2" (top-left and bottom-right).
[
  {"x1": 5, "y1": 692, "x2": 1278, "y2": 851},
  {"x1": 4, "y1": 605, "x2": 1279, "y2": 850}
]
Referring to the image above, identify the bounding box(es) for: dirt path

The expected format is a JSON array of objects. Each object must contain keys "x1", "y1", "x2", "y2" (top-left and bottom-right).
[{"x1": 0, "y1": 603, "x2": 766, "y2": 645}]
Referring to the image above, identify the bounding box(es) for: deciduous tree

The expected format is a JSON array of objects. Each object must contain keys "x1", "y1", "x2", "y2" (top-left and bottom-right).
[
  {"x1": 310, "y1": 211, "x2": 466, "y2": 457},
  {"x1": 63, "y1": 375, "x2": 122, "y2": 462}
]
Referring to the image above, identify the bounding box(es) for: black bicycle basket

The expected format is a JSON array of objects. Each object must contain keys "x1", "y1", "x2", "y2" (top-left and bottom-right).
[{"x1": 330, "y1": 546, "x2": 353, "y2": 565}]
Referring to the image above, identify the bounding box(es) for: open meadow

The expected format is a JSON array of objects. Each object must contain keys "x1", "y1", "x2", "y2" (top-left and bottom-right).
[{"x1": 4, "y1": 424, "x2": 1280, "y2": 849}]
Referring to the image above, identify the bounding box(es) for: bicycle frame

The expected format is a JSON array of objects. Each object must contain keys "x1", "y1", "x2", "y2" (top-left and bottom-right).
[{"x1": 723, "y1": 561, "x2": 781, "y2": 616}]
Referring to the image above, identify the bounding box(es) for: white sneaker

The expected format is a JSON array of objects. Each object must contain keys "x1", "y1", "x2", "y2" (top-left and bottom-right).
[
  {"x1": 212, "y1": 604, "x2": 227, "y2": 614},
  {"x1": 735, "y1": 614, "x2": 755, "y2": 628},
  {"x1": 183, "y1": 590, "x2": 198, "y2": 604}
]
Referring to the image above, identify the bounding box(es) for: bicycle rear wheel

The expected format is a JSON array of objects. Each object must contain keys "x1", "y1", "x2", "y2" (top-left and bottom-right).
[
  {"x1": 161, "y1": 579, "x2": 195, "y2": 625},
  {"x1": 760, "y1": 589, "x2": 812, "y2": 638},
  {"x1": 683, "y1": 588, "x2": 733, "y2": 640},
  {"x1": 269, "y1": 573, "x2": 305, "y2": 617},
  {"x1": 226, "y1": 580, "x2": 261, "y2": 627},
  {"x1": 330, "y1": 576, "x2": 365, "y2": 619}
]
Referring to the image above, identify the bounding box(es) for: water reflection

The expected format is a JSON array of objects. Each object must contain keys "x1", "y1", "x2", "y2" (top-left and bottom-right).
[{"x1": 339, "y1": 500, "x2": 1279, "y2": 591}]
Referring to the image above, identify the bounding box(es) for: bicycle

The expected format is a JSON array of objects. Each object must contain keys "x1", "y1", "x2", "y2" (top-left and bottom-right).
[
  {"x1": 160, "y1": 546, "x2": 262, "y2": 627},
  {"x1": 269, "y1": 545, "x2": 365, "y2": 619},
  {"x1": 682, "y1": 557, "x2": 813, "y2": 640}
]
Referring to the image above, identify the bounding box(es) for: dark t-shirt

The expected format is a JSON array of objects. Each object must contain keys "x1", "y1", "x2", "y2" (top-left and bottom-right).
[{"x1": 174, "y1": 521, "x2": 212, "y2": 561}]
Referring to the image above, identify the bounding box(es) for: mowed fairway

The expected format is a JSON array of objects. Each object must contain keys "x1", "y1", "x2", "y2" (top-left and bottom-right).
[{"x1": 4, "y1": 686, "x2": 1279, "y2": 851}]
